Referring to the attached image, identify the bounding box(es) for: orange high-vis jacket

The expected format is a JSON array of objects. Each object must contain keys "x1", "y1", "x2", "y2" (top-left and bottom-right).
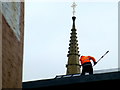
[{"x1": 80, "y1": 56, "x2": 96, "y2": 65}]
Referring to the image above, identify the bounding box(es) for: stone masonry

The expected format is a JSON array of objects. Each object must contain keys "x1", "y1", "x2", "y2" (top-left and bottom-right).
[{"x1": 0, "y1": 1, "x2": 24, "y2": 88}]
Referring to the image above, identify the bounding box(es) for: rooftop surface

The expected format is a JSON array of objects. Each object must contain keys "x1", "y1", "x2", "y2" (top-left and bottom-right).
[{"x1": 23, "y1": 69, "x2": 120, "y2": 89}]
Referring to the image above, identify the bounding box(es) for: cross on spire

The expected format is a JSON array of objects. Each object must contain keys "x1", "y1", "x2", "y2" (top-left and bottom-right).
[{"x1": 71, "y1": 2, "x2": 77, "y2": 16}]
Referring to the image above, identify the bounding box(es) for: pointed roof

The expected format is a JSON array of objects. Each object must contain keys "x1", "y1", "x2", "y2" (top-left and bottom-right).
[
  {"x1": 66, "y1": 2, "x2": 81, "y2": 75},
  {"x1": 67, "y1": 16, "x2": 80, "y2": 57}
]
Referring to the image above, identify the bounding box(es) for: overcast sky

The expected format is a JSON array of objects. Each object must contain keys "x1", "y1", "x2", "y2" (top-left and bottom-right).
[{"x1": 23, "y1": 0, "x2": 118, "y2": 82}]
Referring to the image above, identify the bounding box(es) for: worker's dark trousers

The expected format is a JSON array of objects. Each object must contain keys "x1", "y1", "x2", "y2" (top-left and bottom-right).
[{"x1": 81, "y1": 62, "x2": 93, "y2": 75}]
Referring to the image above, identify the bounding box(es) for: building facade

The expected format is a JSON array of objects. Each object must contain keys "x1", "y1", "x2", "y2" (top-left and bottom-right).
[{"x1": 0, "y1": 1, "x2": 24, "y2": 88}]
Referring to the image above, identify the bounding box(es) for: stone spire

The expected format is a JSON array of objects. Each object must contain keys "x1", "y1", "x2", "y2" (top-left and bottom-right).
[{"x1": 66, "y1": 2, "x2": 81, "y2": 75}]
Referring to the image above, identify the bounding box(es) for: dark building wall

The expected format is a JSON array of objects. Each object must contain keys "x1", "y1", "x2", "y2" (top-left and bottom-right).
[{"x1": 1, "y1": 2, "x2": 24, "y2": 88}]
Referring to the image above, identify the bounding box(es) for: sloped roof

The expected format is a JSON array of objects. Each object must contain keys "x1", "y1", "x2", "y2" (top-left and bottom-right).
[{"x1": 23, "y1": 70, "x2": 120, "y2": 89}]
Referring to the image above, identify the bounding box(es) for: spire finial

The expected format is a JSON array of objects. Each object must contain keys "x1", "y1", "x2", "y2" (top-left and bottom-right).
[{"x1": 71, "y1": 2, "x2": 77, "y2": 16}]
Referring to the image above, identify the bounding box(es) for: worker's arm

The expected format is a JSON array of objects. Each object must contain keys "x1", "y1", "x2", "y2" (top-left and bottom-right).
[
  {"x1": 79, "y1": 56, "x2": 83, "y2": 65},
  {"x1": 89, "y1": 56, "x2": 97, "y2": 65},
  {"x1": 90, "y1": 56, "x2": 96, "y2": 62}
]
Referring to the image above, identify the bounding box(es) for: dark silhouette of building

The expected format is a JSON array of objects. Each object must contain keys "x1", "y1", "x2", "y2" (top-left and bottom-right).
[{"x1": 23, "y1": 70, "x2": 120, "y2": 89}]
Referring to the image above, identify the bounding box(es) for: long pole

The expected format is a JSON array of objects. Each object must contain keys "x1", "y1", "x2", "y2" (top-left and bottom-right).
[{"x1": 93, "y1": 50, "x2": 109, "y2": 66}]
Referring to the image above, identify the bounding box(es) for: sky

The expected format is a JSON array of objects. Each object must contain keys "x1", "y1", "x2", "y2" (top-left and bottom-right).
[{"x1": 23, "y1": 0, "x2": 118, "y2": 82}]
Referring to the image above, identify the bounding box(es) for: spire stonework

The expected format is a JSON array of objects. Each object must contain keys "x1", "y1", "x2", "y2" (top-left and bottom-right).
[
  {"x1": 66, "y1": 2, "x2": 81, "y2": 75},
  {"x1": 66, "y1": 16, "x2": 81, "y2": 75}
]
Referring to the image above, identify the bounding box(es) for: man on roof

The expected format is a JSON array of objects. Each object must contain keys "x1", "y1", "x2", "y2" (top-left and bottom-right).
[{"x1": 80, "y1": 56, "x2": 97, "y2": 75}]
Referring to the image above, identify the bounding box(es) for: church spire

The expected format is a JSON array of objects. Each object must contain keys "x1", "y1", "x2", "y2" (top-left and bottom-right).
[{"x1": 66, "y1": 2, "x2": 81, "y2": 75}]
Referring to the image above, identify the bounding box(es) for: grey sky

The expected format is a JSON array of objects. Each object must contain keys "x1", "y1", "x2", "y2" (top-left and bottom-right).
[{"x1": 23, "y1": 1, "x2": 118, "y2": 82}]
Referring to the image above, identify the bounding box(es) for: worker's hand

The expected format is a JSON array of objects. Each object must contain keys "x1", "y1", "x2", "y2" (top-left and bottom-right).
[{"x1": 94, "y1": 62, "x2": 97, "y2": 65}]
